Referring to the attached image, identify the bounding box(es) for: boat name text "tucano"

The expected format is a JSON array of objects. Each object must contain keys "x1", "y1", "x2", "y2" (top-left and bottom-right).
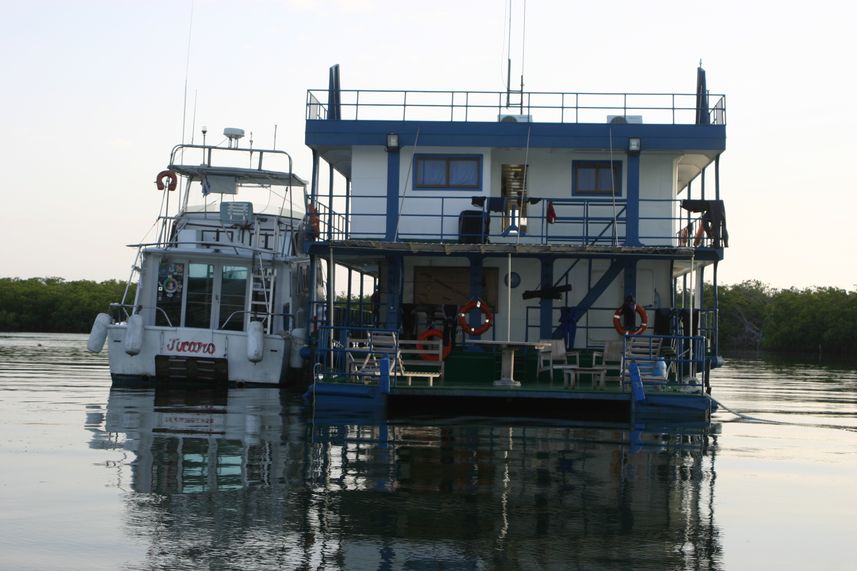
[{"x1": 165, "y1": 338, "x2": 217, "y2": 355}]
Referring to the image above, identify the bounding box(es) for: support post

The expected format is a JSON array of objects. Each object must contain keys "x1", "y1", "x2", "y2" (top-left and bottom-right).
[
  {"x1": 624, "y1": 152, "x2": 641, "y2": 246},
  {"x1": 539, "y1": 256, "x2": 554, "y2": 340},
  {"x1": 385, "y1": 150, "x2": 400, "y2": 241}
]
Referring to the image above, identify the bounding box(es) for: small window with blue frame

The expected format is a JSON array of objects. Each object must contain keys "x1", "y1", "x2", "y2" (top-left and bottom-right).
[
  {"x1": 572, "y1": 160, "x2": 622, "y2": 196},
  {"x1": 414, "y1": 155, "x2": 482, "y2": 190}
]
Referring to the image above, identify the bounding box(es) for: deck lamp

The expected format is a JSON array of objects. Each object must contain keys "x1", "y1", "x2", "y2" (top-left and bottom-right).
[
  {"x1": 628, "y1": 137, "x2": 641, "y2": 152},
  {"x1": 385, "y1": 133, "x2": 400, "y2": 152}
]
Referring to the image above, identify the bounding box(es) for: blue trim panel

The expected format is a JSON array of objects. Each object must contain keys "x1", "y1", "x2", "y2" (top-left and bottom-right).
[{"x1": 306, "y1": 120, "x2": 726, "y2": 152}]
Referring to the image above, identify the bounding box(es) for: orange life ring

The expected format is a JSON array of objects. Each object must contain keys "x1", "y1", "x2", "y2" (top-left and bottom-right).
[
  {"x1": 416, "y1": 328, "x2": 451, "y2": 361},
  {"x1": 613, "y1": 303, "x2": 648, "y2": 335},
  {"x1": 457, "y1": 298, "x2": 493, "y2": 336},
  {"x1": 155, "y1": 169, "x2": 178, "y2": 191}
]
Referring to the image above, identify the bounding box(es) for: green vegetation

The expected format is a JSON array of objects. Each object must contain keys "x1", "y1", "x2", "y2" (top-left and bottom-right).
[
  {"x1": 0, "y1": 277, "x2": 132, "y2": 333},
  {"x1": 710, "y1": 281, "x2": 857, "y2": 356},
  {"x1": 1, "y1": 277, "x2": 854, "y2": 357}
]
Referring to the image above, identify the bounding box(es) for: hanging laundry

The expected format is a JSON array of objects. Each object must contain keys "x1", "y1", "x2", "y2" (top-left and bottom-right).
[{"x1": 546, "y1": 200, "x2": 557, "y2": 224}]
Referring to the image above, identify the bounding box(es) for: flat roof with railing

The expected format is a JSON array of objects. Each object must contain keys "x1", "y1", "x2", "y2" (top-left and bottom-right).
[{"x1": 306, "y1": 89, "x2": 726, "y2": 125}]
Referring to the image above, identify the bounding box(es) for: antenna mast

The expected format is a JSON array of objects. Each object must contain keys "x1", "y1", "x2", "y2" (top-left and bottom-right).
[{"x1": 504, "y1": 0, "x2": 527, "y2": 113}]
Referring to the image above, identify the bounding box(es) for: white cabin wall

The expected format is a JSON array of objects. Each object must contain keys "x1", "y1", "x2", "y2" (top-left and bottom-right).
[
  {"x1": 637, "y1": 260, "x2": 672, "y2": 310},
  {"x1": 138, "y1": 254, "x2": 160, "y2": 326},
  {"x1": 487, "y1": 257, "x2": 541, "y2": 340},
  {"x1": 349, "y1": 146, "x2": 388, "y2": 237},
  {"x1": 488, "y1": 149, "x2": 629, "y2": 243},
  {"x1": 639, "y1": 154, "x2": 678, "y2": 245},
  {"x1": 396, "y1": 147, "x2": 492, "y2": 241}
]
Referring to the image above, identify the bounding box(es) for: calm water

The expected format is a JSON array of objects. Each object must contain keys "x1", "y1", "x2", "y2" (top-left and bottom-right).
[{"x1": 1, "y1": 333, "x2": 855, "y2": 570}]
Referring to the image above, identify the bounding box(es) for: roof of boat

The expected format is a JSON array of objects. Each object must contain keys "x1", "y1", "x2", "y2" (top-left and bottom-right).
[{"x1": 168, "y1": 164, "x2": 308, "y2": 187}]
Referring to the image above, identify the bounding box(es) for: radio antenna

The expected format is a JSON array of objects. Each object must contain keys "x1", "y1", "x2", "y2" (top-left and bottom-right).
[
  {"x1": 503, "y1": 0, "x2": 527, "y2": 112},
  {"x1": 180, "y1": 0, "x2": 195, "y2": 150}
]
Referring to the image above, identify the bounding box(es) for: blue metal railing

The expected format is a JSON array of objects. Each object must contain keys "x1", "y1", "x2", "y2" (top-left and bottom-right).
[
  {"x1": 309, "y1": 192, "x2": 714, "y2": 248},
  {"x1": 307, "y1": 89, "x2": 727, "y2": 126}
]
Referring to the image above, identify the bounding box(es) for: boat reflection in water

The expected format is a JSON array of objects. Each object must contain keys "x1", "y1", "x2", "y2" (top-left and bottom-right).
[{"x1": 91, "y1": 390, "x2": 722, "y2": 569}]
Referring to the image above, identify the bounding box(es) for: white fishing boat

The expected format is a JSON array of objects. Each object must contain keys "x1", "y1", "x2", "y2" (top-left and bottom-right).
[{"x1": 88, "y1": 129, "x2": 319, "y2": 385}]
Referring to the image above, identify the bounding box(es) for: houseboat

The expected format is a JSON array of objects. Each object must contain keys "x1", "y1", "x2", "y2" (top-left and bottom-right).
[
  {"x1": 88, "y1": 130, "x2": 317, "y2": 385},
  {"x1": 303, "y1": 65, "x2": 727, "y2": 420}
]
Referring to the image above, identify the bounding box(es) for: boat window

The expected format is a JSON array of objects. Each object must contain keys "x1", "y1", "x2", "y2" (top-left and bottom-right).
[
  {"x1": 572, "y1": 160, "x2": 622, "y2": 196},
  {"x1": 219, "y1": 266, "x2": 249, "y2": 331},
  {"x1": 413, "y1": 155, "x2": 482, "y2": 189},
  {"x1": 156, "y1": 261, "x2": 185, "y2": 327},
  {"x1": 185, "y1": 263, "x2": 214, "y2": 328}
]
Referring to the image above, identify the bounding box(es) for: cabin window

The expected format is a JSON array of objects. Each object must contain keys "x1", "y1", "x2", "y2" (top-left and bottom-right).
[
  {"x1": 572, "y1": 160, "x2": 622, "y2": 196},
  {"x1": 154, "y1": 259, "x2": 251, "y2": 330},
  {"x1": 185, "y1": 263, "x2": 214, "y2": 328},
  {"x1": 219, "y1": 266, "x2": 249, "y2": 331},
  {"x1": 156, "y1": 261, "x2": 185, "y2": 327},
  {"x1": 414, "y1": 155, "x2": 482, "y2": 189}
]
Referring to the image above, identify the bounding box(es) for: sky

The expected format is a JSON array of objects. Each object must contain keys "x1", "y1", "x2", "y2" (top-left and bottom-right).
[{"x1": 2, "y1": 0, "x2": 855, "y2": 290}]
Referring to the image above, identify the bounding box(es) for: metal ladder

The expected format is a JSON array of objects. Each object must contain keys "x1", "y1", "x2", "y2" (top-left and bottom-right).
[{"x1": 250, "y1": 253, "x2": 276, "y2": 333}]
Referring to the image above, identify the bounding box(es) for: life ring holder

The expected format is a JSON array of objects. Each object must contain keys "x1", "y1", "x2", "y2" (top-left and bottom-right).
[
  {"x1": 416, "y1": 328, "x2": 452, "y2": 361},
  {"x1": 155, "y1": 169, "x2": 178, "y2": 191},
  {"x1": 457, "y1": 299, "x2": 493, "y2": 336},
  {"x1": 613, "y1": 303, "x2": 648, "y2": 335},
  {"x1": 163, "y1": 276, "x2": 179, "y2": 295}
]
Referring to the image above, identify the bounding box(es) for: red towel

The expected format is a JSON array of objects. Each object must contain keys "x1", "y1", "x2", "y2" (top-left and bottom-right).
[{"x1": 546, "y1": 200, "x2": 557, "y2": 224}]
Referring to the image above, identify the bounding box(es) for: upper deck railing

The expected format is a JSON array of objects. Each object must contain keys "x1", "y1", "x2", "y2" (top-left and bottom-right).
[
  {"x1": 307, "y1": 89, "x2": 726, "y2": 125},
  {"x1": 311, "y1": 192, "x2": 723, "y2": 249}
]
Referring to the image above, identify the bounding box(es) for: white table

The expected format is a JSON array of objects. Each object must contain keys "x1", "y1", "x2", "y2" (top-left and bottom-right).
[
  {"x1": 469, "y1": 340, "x2": 551, "y2": 387},
  {"x1": 562, "y1": 366, "x2": 607, "y2": 389}
]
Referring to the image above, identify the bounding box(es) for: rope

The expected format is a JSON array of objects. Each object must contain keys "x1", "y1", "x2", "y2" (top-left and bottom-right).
[
  {"x1": 714, "y1": 399, "x2": 857, "y2": 432},
  {"x1": 393, "y1": 127, "x2": 420, "y2": 240},
  {"x1": 608, "y1": 128, "x2": 618, "y2": 247}
]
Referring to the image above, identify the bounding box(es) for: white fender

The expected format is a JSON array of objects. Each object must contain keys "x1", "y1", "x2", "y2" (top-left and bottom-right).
[
  {"x1": 87, "y1": 313, "x2": 112, "y2": 353},
  {"x1": 247, "y1": 321, "x2": 264, "y2": 363},
  {"x1": 123, "y1": 314, "x2": 144, "y2": 356},
  {"x1": 289, "y1": 328, "x2": 306, "y2": 368}
]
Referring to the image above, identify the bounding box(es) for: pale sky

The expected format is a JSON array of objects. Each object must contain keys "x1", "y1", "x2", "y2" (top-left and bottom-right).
[{"x1": 2, "y1": 0, "x2": 855, "y2": 290}]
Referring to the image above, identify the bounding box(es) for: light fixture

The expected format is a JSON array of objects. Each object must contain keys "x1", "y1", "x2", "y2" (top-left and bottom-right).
[
  {"x1": 385, "y1": 133, "x2": 400, "y2": 152},
  {"x1": 628, "y1": 137, "x2": 641, "y2": 152}
]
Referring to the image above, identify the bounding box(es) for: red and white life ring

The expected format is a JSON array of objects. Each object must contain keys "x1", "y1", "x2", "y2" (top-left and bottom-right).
[
  {"x1": 416, "y1": 328, "x2": 452, "y2": 361},
  {"x1": 457, "y1": 299, "x2": 493, "y2": 336},
  {"x1": 613, "y1": 303, "x2": 648, "y2": 335},
  {"x1": 155, "y1": 169, "x2": 178, "y2": 191}
]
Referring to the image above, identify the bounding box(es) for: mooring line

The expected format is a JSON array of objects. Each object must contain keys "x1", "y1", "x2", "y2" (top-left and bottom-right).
[{"x1": 714, "y1": 399, "x2": 857, "y2": 432}]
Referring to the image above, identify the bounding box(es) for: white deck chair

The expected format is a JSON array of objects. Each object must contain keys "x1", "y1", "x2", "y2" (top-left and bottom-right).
[{"x1": 537, "y1": 339, "x2": 578, "y2": 383}]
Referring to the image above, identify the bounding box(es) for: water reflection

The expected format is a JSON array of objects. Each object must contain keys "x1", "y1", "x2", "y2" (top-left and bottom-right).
[{"x1": 92, "y1": 388, "x2": 723, "y2": 570}]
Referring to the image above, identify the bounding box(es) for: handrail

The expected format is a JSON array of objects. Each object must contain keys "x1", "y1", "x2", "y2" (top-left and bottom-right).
[
  {"x1": 306, "y1": 192, "x2": 720, "y2": 248},
  {"x1": 168, "y1": 143, "x2": 296, "y2": 178},
  {"x1": 307, "y1": 89, "x2": 726, "y2": 126}
]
